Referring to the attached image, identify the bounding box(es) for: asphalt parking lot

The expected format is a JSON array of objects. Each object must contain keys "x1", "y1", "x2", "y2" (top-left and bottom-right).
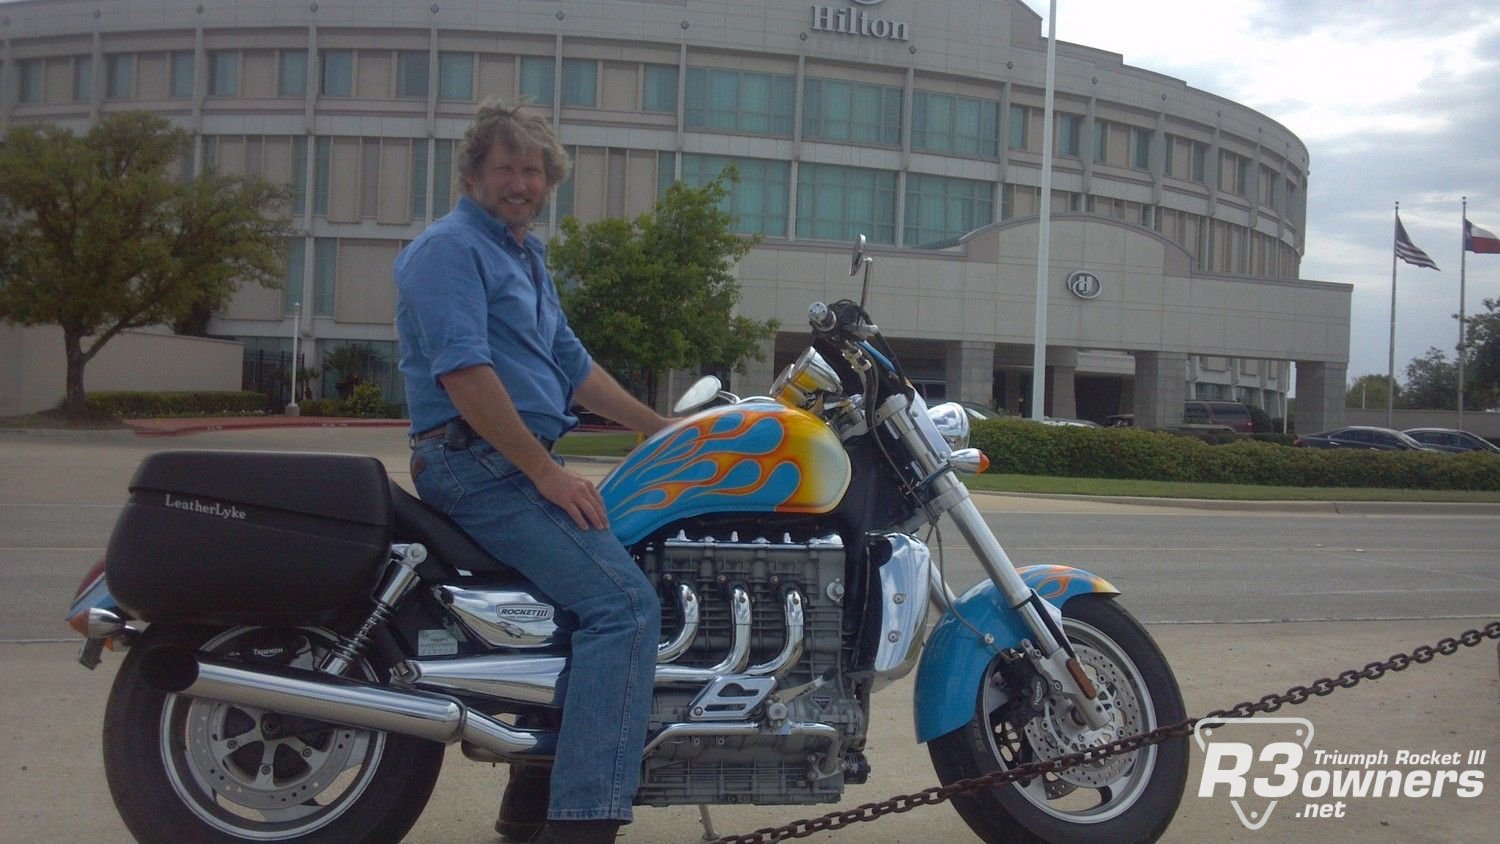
[{"x1": 1, "y1": 425, "x2": 1495, "y2": 843}]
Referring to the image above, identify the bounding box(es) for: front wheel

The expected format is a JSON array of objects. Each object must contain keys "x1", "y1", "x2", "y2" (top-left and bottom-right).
[
  {"x1": 104, "y1": 625, "x2": 445, "y2": 843},
  {"x1": 929, "y1": 595, "x2": 1187, "y2": 843}
]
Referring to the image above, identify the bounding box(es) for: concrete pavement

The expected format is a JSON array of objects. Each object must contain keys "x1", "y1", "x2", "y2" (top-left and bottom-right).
[{"x1": 0, "y1": 422, "x2": 1496, "y2": 842}]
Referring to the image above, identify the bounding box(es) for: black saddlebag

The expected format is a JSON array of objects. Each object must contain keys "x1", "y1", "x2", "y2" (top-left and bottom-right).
[{"x1": 106, "y1": 451, "x2": 393, "y2": 625}]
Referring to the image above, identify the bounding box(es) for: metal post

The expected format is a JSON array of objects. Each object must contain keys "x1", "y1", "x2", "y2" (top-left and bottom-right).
[
  {"x1": 1029, "y1": 0, "x2": 1058, "y2": 421},
  {"x1": 286, "y1": 301, "x2": 302, "y2": 416}
]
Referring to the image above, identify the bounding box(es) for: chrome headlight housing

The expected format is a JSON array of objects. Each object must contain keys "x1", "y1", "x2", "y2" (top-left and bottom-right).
[
  {"x1": 925, "y1": 401, "x2": 971, "y2": 450},
  {"x1": 772, "y1": 347, "x2": 843, "y2": 411}
]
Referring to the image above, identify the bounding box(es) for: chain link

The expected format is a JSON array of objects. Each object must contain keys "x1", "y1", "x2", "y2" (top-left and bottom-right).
[{"x1": 711, "y1": 620, "x2": 1500, "y2": 844}]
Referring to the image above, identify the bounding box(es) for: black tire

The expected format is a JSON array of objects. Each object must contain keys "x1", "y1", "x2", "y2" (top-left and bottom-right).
[
  {"x1": 929, "y1": 596, "x2": 1188, "y2": 843},
  {"x1": 104, "y1": 625, "x2": 445, "y2": 843}
]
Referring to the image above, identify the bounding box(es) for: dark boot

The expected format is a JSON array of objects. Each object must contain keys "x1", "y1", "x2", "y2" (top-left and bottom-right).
[
  {"x1": 494, "y1": 764, "x2": 550, "y2": 842},
  {"x1": 531, "y1": 820, "x2": 623, "y2": 844}
]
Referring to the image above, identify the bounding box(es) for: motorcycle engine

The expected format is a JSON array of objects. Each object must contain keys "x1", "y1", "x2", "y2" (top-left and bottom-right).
[{"x1": 634, "y1": 529, "x2": 868, "y2": 806}]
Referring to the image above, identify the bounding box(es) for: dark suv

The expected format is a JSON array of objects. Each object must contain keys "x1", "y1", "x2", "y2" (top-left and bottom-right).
[{"x1": 1183, "y1": 401, "x2": 1254, "y2": 433}]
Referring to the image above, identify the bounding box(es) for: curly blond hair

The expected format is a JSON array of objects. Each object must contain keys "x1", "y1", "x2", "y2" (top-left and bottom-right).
[{"x1": 457, "y1": 99, "x2": 570, "y2": 191}]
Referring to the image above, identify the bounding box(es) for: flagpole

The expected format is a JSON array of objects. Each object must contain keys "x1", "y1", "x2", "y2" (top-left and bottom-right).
[
  {"x1": 1457, "y1": 196, "x2": 1468, "y2": 427},
  {"x1": 1387, "y1": 202, "x2": 1399, "y2": 429},
  {"x1": 1029, "y1": 0, "x2": 1058, "y2": 421}
]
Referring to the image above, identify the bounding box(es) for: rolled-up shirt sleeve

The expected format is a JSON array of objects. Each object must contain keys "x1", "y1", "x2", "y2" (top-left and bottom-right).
[{"x1": 397, "y1": 234, "x2": 493, "y2": 384}]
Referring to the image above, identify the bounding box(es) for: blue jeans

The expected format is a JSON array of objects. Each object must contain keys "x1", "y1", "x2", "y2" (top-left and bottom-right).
[{"x1": 410, "y1": 438, "x2": 660, "y2": 822}]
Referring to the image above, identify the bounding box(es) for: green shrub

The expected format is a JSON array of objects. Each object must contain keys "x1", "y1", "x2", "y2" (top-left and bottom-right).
[
  {"x1": 296, "y1": 399, "x2": 342, "y2": 417},
  {"x1": 966, "y1": 418, "x2": 1500, "y2": 490},
  {"x1": 83, "y1": 391, "x2": 269, "y2": 418},
  {"x1": 338, "y1": 383, "x2": 401, "y2": 419}
]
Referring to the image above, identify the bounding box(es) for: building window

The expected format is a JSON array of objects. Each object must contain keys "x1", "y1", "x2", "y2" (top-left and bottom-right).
[
  {"x1": 283, "y1": 238, "x2": 306, "y2": 314},
  {"x1": 18, "y1": 59, "x2": 43, "y2": 104},
  {"x1": 1007, "y1": 104, "x2": 1029, "y2": 151},
  {"x1": 170, "y1": 51, "x2": 195, "y2": 98},
  {"x1": 396, "y1": 51, "x2": 428, "y2": 99},
  {"x1": 684, "y1": 68, "x2": 796, "y2": 136},
  {"x1": 520, "y1": 56, "x2": 555, "y2": 105},
  {"x1": 279, "y1": 50, "x2": 307, "y2": 97},
  {"x1": 802, "y1": 78, "x2": 902, "y2": 146},
  {"x1": 320, "y1": 50, "x2": 353, "y2": 97},
  {"x1": 796, "y1": 163, "x2": 897, "y2": 244},
  {"x1": 905, "y1": 174, "x2": 994, "y2": 246},
  {"x1": 438, "y1": 52, "x2": 473, "y2": 100},
  {"x1": 1191, "y1": 141, "x2": 1207, "y2": 183},
  {"x1": 1131, "y1": 127, "x2": 1151, "y2": 171},
  {"x1": 292, "y1": 136, "x2": 308, "y2": 215},
  {"x1": 433, "y1": 139, "x2": 455, "y2": 215},
  {"x1": 208, "y1": 51, "x2": 238, "y2": 97},
  {"x1": 912, "y1": 91, "x2": 998, "y2": 156},
  {"x1": 1094, "y1": 119, "x2": 1109, "y2": 162},
  {"x1": 73, "y1": 55, "x2": 93, "y2": 102},
  {"x1": 1058, "y1": 113, "x2": 1082, "y2": 157},
  {"x1": 409, "y1": 139, "x2": 429, "y2": 220},
  {"x1": 668, "y1": 153, "x2": 789, "y2": 236},
  {"x1": 642, "y1": 64, "x2": 678, "y2": 113},
  {"x1": 561, "y1": 59, "x2": 597, "y2": 107},
  {"x1": 312, "y1": 238, "x2": 337, "y2": 317},
  {"x1": 553, "y1": 145, "x2": 577, "y2": 222},
  {"x1": 105, "y1": 54, "x2": 134, "y2": 99},
  {"x1": 313, "y1": 137, "x2": 331, "y2": 216}
]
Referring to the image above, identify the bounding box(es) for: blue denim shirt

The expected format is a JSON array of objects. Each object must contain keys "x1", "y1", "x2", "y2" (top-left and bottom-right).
[{"x1": 395, "y1": 195, "x2": 592, "y2": 439}]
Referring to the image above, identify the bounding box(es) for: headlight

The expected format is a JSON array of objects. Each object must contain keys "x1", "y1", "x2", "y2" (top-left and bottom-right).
[
  {"x1": 772, "y1": 347, "x2": 843, "y2": 411},
  {"x1": 925, "y1": 401, "x2": 971, "y2": 450}
]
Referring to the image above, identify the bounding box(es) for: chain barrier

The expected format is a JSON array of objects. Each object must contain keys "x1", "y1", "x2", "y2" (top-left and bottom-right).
[{"x1": 712, "y1": 621, "x2": 1500, "y2": 844}]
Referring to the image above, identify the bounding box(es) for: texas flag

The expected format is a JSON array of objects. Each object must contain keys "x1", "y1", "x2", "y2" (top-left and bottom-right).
[{"x1": 1466, "y1": 218, "x2": 1500, "y2": 254}]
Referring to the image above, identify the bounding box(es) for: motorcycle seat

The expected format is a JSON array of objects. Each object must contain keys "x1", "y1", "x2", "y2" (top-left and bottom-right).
[{"x1": 389, "y1": 481, "x2": 523, "y2": 578}]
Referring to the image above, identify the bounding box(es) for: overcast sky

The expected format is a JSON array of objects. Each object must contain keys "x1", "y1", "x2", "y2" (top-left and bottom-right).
[{"x1": 1021, "y1": 0, "x2": 1500, "y2": 384}]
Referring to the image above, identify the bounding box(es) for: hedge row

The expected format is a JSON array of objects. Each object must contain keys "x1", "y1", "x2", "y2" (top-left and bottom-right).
[
  {"x1": 968, "y1": 419, "x2": 1500, "y2": 490},
  {"x1": 84, "y1": 391, "x2": 270, "y2": 418}
]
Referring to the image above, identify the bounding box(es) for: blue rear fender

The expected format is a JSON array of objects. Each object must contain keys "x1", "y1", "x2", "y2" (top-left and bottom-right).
[{"x1": 912, "y1": 565, "x2": 1119, "y2": 744}]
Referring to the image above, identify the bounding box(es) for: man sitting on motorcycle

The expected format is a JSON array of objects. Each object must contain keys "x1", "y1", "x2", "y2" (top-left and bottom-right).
[{"x1": 394, "y1": 98, "x2": 670, "y2": 844}]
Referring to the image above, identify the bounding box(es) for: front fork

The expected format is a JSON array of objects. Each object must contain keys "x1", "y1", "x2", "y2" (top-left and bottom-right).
[{"x1": 922, "y1": 470, "x2": 1112, "y2": 731}]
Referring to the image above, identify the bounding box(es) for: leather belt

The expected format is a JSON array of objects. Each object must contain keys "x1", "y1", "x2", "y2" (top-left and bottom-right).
[{"x1": 410, "y1": 418, "x2": 554, "y2": 452}]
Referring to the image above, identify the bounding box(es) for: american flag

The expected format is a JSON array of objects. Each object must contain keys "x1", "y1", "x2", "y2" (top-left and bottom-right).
[{"x1": 1395, "y1": 215, "x2": 1439, "y2": 270}]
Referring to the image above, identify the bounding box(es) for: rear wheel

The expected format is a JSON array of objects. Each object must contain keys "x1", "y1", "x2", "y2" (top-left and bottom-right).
[
  {"x1": 104, "y1": 625, "x2": 444, "y2": 843},
  {"x1": 929, "y1": 596, "x2": 1187, "y2": 843}
]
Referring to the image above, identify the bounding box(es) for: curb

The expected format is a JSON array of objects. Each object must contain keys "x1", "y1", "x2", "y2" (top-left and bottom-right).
[{"x1": 123, "y1": 417, "x2": 409, "y2": 437}]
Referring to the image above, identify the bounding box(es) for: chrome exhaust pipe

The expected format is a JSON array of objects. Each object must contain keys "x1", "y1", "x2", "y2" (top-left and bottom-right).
[
  {"x1": 747, "y1": 589, "x2": 805, "y2": 677},
  {"x1": 138, "y1": 646, "x2": 553, "y2": 758},
  {"x1": 657, "y1": 582, "x2": 700, "y2": 663},
  {"x1": 656, "y1": 586, "x2": 753, "y2": 685}
]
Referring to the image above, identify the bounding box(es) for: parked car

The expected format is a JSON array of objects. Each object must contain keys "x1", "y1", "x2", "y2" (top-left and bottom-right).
[
  {"x1": 1293, "y1": 426, "x2": 1436, "y2": 451},
  {"x1": 1402, "y1": 428, "x2": 1500, "y2": 454},
  {"x1": 955, "y1": 402, "x2": 1098, "y2": 427},
  {"x1": 1183, "y1": 400, "x2": 1254, "y2": 433},
  {"x1": 1104, "y1": 413, "x2": 1134, "y2": 427}
]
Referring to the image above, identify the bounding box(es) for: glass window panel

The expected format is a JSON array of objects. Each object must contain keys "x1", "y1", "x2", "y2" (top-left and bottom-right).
[
  {"x1": 561, "y1": 59, "x2": 597, "y2": 107},
  {"x1": 313, "y1": 238, "x2": 336, "y2": 317},
  {"x1": 279, "y1": 51, "x2": 306, "y2": 97},
  {"x1": 283, "y1": 238, "x2": 306, "y2": 314},
  {"x1": 678, "y1": 154, "x2": 788, "y2": 236},
  {"x1": 904, "y1": 173, "x2": 994, "y2": 246},
  {"x1": 438, "y1": 52, "x2": 473, "y2": 100},
  {"x1": 685, "y1": 68, "x2": 794, "y2": 137},
  {"x1": 1008, "y1": 104, "x2": 1028, "y2": 151},
  {"x1": 409, "y1": 138, "x2": 429, "y2": 219},
  {"x1": 292, "y1": 136, "x2": 308, "y2": 215},
  {"x1": 953, "y1": 98, "x2": 980, "y2": 155},
  {"x1": 320, "y1": 50, "x2": 352, "y2": 97},
  {"x1": 1133, "y1": 127, "x2": 1151, "y2": 170},
  {"x1": 209, "y1": 51, "x2": 238, "y2": 97},
  {"x1": 397, "y1": 51, "x2": 428, "y2": 99},
  {"x1": 313, "y1": 136, "x2": 330, "y2": 216},
  {"x1": 643, "y1": 64, "x2": 677, "y2": 112},
  {"x1": 106, "y1": 54, "x2": 133, "y2": 99},
  {"x1": 796, "y1": 163, "x2": 896, "y2": 244},
  {"x1": 520, "y1": 56, "x2": 555, "y2": 105},
  {"x1": 433, "y1": 139, "x2": 454, "y2": 215},
  {"x1": 72, "y1": 55, "x2": 93, "y2": 102},
  {"x1": 19, "y1": 59, "x2": 43, "y2": 104}
]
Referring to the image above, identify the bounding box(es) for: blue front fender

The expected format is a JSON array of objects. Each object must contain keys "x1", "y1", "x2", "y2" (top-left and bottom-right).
[{"x1": 913, "y1": 565, "x2": 1119, "y2": 743}]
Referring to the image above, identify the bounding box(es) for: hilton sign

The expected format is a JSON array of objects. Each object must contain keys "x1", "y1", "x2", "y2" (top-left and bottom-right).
[{"x1": 810, "y1": 0, "x2": 910, "y2": 42}]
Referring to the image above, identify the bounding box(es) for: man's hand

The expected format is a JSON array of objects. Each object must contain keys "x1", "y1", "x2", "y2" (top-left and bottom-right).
[{"x1": 533, "y1": 461, "x2": 610, "y2": 531}]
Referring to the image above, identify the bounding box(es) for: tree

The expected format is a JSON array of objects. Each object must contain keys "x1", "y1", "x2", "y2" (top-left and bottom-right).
[
  {"x1": 1346, "y1": 373, "x2": 1399, "y2": 409},
  {"x1": 548, "y1": 169, "x2": 779, "y2": 407},
  {"x1": 1466, "y1": 297, "x2": 1500, "y2": 410},
  {"x1": 1401, "y1": 346, "x2": 1459, "y2": 410},
  {"x1": 0, "y1": 112, "x2": 292, "y2": 415}
]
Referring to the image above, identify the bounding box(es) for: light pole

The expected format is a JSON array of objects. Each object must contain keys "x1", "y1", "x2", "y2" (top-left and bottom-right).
[{"x1": 286, "y1": 301, "x2": 301, "y2": 416}]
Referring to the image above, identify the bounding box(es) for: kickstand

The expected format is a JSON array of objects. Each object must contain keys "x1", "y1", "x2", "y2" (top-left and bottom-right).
[{"x1": 697, "y1": 804, "x2": 718, "y2": 841}]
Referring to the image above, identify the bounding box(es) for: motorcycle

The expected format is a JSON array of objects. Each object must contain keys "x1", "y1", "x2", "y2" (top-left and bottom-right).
[{"x1": 67, "y1": 238, "x2": 1187, "y2": 842}]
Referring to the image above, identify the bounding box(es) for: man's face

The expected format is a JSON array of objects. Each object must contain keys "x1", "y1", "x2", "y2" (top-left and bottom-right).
[{"x1": 467, "y1": 142, "x2": 549, "y2": 239}]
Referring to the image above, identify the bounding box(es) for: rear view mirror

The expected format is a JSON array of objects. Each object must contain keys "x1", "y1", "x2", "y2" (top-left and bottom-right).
[{"x1": 672, "y1": 376, "x2": 723, "y2": 415}]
